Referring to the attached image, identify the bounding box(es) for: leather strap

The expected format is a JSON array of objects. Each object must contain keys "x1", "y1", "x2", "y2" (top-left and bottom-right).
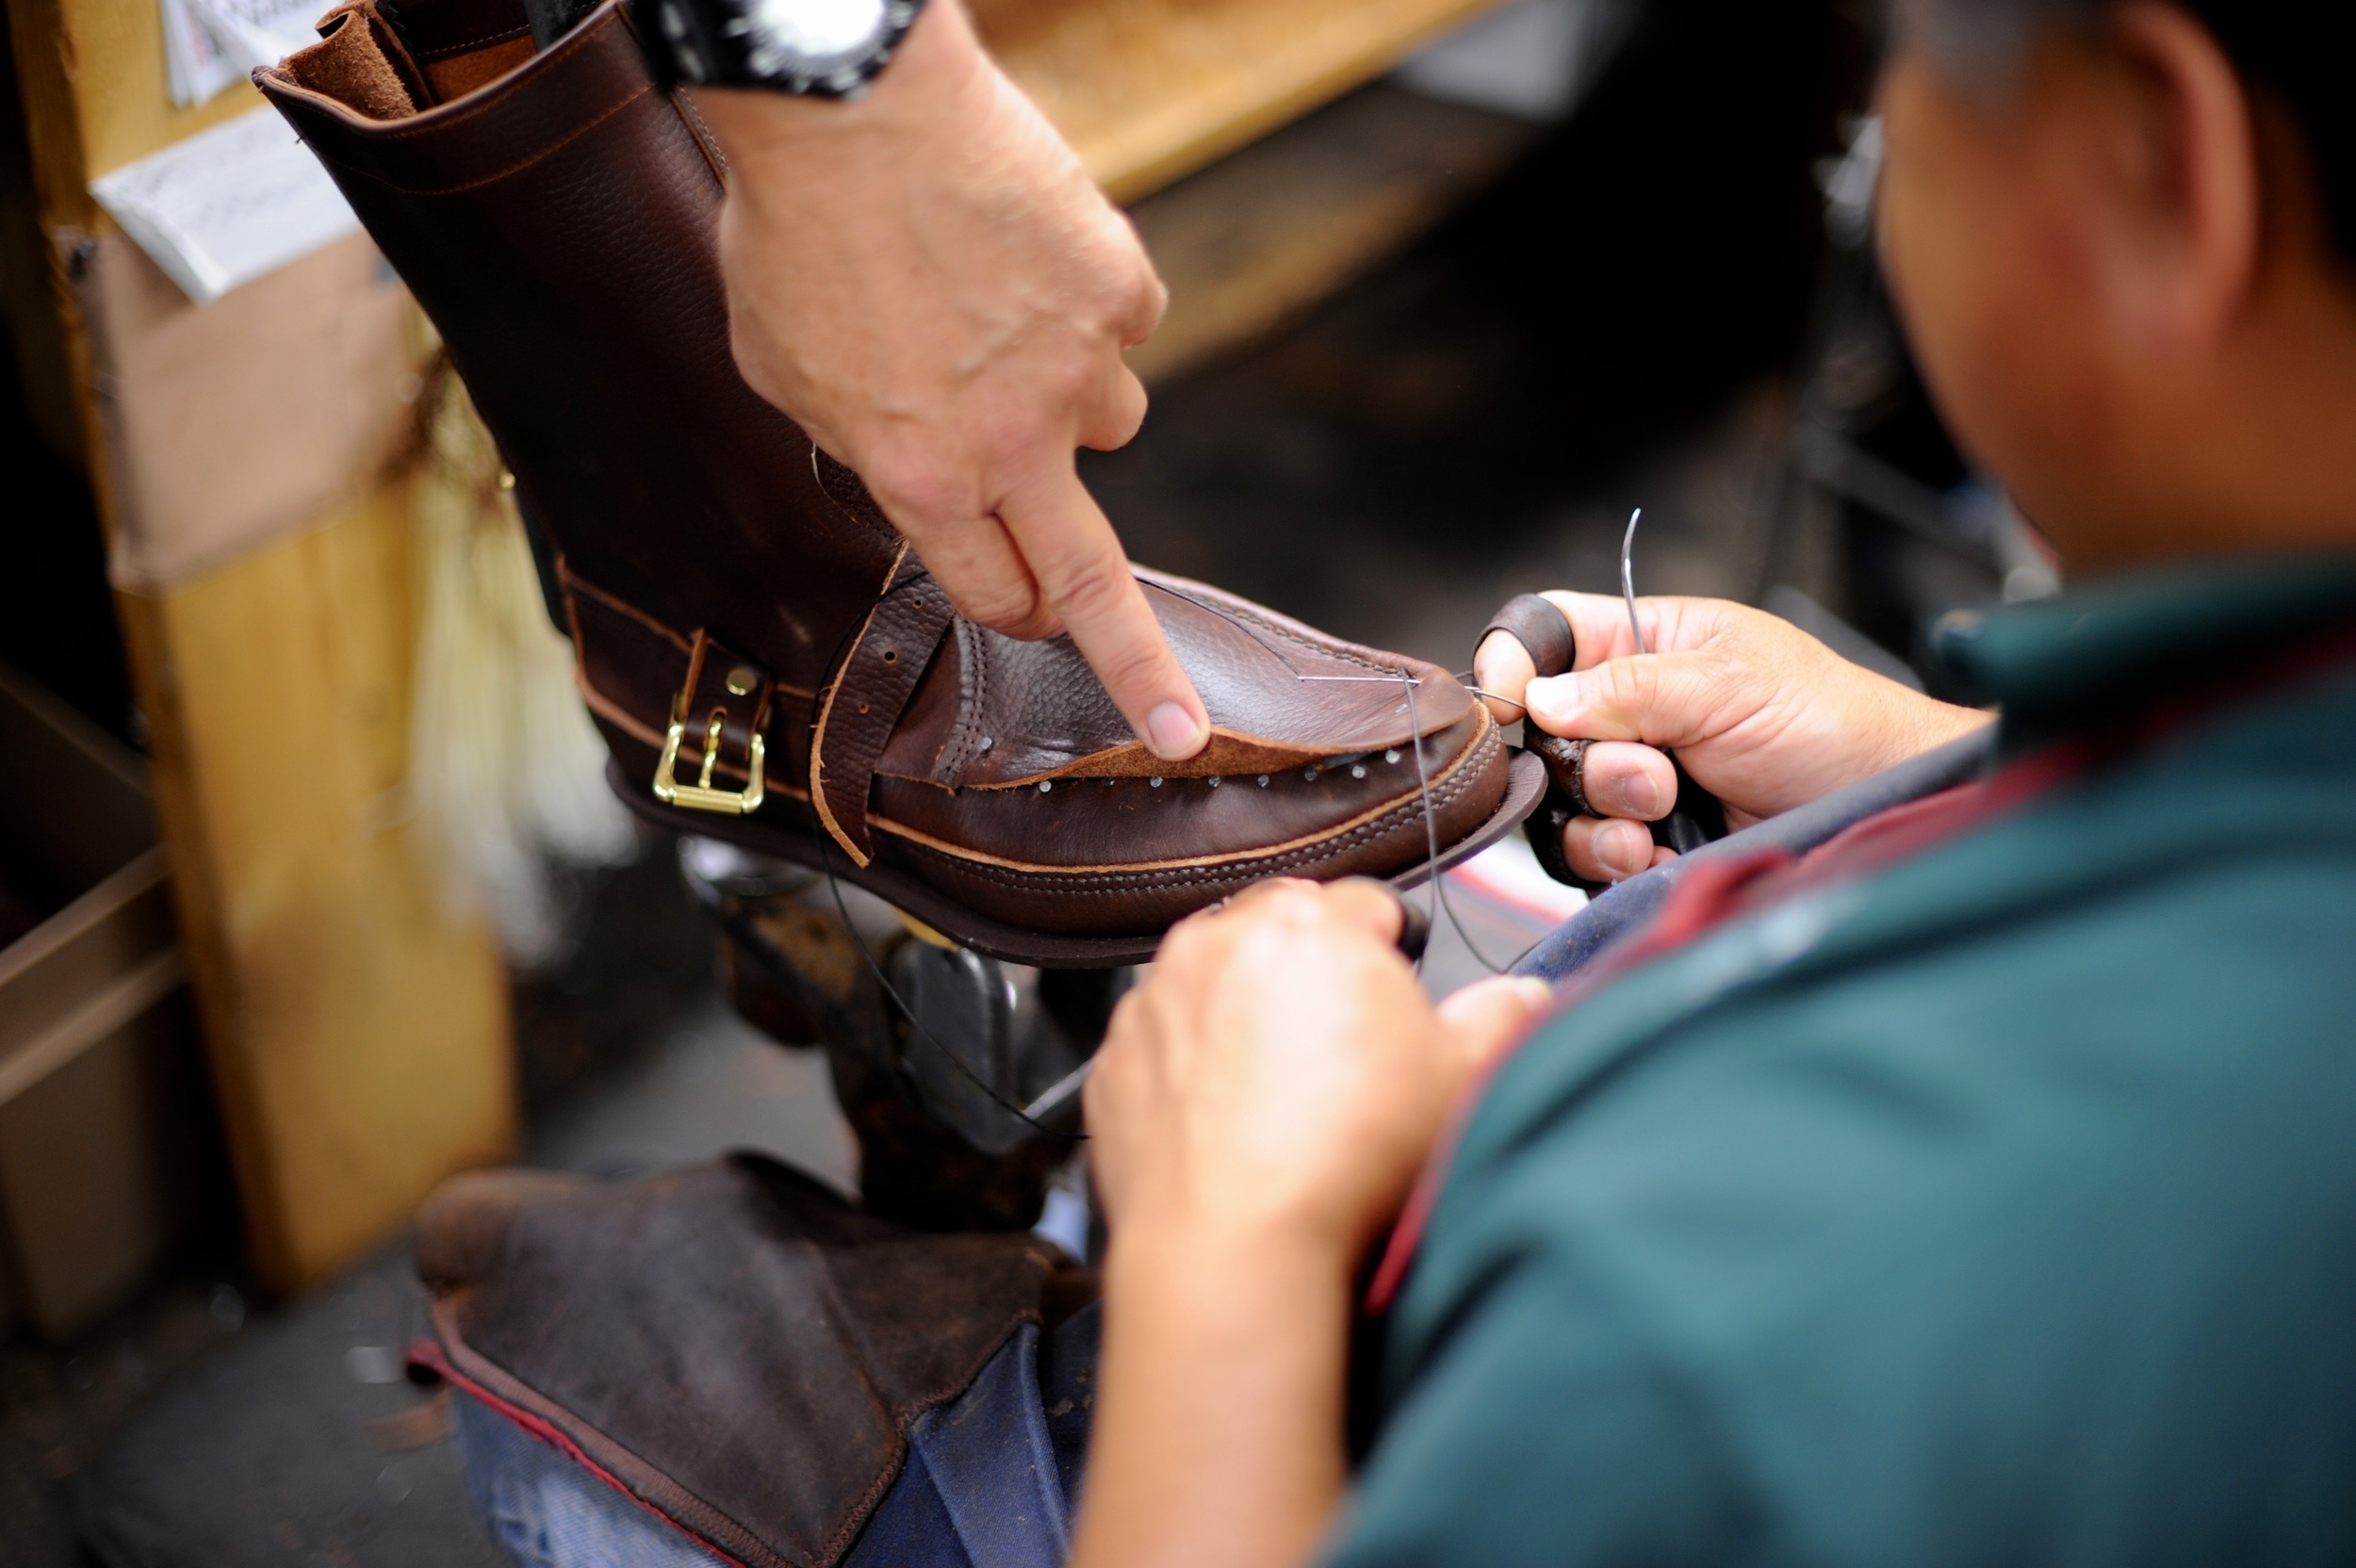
[
  {"x1": 1523, "y1": 797, "x2": 1587, "y2": 889},
  {"x1": 1484, "y1": 596, "x2": 1592, "y2": 890},
  {"x1": 1480, "y1": 593, "x2": 1576, "y2": 679},
  {"x1": 562, "y1": 566, "x2": 789, "y2": 791},
  {"x1": 676, "y1": 628, "x2": 776, "y2": 773},
  {"x1": 1525, "y1": 732, "x2": 1594, "y2": 814},
  {"x1": 810, "y1": 555, "x2": 957, "y2": 866}
]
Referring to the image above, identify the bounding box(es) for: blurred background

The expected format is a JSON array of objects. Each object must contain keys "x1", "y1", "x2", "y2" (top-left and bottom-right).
[{"x1": 0, "y1": 0, "x2": 2054, "y2": 1560}]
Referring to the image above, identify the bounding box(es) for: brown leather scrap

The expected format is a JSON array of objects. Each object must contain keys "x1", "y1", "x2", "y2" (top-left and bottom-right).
[{"x1": 411, "y1": 1156, "x2": 1068, "y2": 1568}]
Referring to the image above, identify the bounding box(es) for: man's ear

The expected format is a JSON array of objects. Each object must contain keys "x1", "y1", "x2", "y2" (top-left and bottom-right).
[{"x1": 2096, "y1": 3, "x2": 2261, "y2": 356}]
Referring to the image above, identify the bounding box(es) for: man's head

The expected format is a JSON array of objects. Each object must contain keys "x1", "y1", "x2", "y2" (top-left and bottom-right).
[{"x1": 1876, "y1": 2, "x2": 2356, "y2": 571}]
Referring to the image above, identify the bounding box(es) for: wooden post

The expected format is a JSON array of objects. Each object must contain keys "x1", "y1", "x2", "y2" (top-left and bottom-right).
[{"x1": 6, "y1": 0, "x2": 512, "y2": 1293}]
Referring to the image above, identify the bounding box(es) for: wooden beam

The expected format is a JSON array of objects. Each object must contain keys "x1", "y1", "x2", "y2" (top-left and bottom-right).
[
  {"x1": 979, "y1": 0, "x2": 1512, "y2": 202},
  {"x1": 8, "y1": 0, "x2": 515, "y2": 1292},
  {"x1": 116, "y1": 488, "x2": 513, "y2": 1288},
  {"x1": 1125, "y1": 83, "x2": 1535, "y2": 384}
]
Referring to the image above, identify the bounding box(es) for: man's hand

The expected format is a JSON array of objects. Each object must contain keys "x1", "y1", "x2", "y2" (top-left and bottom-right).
[
  {"x1": 1476, "y1": 594, "x2": 1990, "y2": 884},
  {"x1": 1087, "y1": 879, "x2": 1551, "y2": 1262},
  {"x1": 1072, "y1": 880, "x2": 1552, "y2": 1568},
  {"x1": 691, "y1": 2, "x2": 1210, "y2": 760}
]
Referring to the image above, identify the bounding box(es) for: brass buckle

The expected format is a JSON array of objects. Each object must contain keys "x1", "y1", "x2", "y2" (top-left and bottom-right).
[{"x1": 653, "y1": 693, "x2": 766, "y2": 815}]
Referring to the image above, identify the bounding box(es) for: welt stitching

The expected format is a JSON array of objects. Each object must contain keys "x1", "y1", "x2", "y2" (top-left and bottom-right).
[{"x1": 895, "y1": 729, "x2": 1496, "y2": 891}]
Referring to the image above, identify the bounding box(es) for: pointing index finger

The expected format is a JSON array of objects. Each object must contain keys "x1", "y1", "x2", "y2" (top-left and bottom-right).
[{"x1": 994, "y1": 460, "x2": 1208, "y2": 761}]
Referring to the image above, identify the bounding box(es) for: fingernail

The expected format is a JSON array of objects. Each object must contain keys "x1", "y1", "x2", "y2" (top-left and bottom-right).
[
  {"x1": 1615, "y1": 770, "x2": 1661, "y2": 818},
  {"x1": 1146, "y1": 701, "x2": 1207, "y2": 760},
  {"x1": 1525, "y1": 675, "x2": 1576, "y2": 726},
  {"x1": 1600, "y1": 822, "x2": 1648, "y2": 877},
  {"x1": 1512, "y1": 977, "x2": 1554, "y2": 1011}
]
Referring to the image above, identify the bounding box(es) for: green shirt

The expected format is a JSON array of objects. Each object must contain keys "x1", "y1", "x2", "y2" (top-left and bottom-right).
[{"x1": 1333, "y1": 557, "x2": 2356, "y2": 1567}]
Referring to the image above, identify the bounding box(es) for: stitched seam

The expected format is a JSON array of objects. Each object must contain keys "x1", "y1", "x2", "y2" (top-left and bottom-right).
[
  {"x1": 950, "y1": 729, "x2": 1331, "y2": 789},
  {"x1": 947, "y1": 622, "x2": 990, "y2": 780},
  {"x1": 894, "y1": 757, "x2": 1488, "y2": 894},
  {"x1": 563, "y1": 568, "x2": 695, "y2": 652},
  {"x1": 264, "y1": 15, "x2": 624, "y2": 141},
  {"x1": 671, "y1": 90, "x2": 730, "y2": 182},
  {"x1": 421, "y1": 1327, "x2": 787, "y2": 1568},
  {"x1": 880, "y1": 723, "x2": 1498, "y2": 884},
  {"x1": 303, "y1": 80, "x2": 654, "y2": 193},
  {"x1": 411, "y1": 22, "x2": 531, "y2": 57},
  {"x1": 817, "y1": 1307, "x2": 1043, "y2": 1567},
  {"x1": 809, "y1": 547, "x2": 913, "y2": 863},
  {"x1": 1147, "y1": 580, "x2": 1395, "y2": 676},
  {"x1": 810, "y1": 447, "x2": 902, "y2": 549}
]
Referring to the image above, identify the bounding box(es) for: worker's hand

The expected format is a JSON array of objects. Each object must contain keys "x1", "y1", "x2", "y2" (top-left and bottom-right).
[
  {"x1": 1476, "y1": 594, "x2": 1990, "y2": 884},
  {"x1": 1086, "y1": 880, "x2": 1554, "y2": 1266},
  {"x1": 691, "y1": 2, "x2": 1209, "y2": 760}
]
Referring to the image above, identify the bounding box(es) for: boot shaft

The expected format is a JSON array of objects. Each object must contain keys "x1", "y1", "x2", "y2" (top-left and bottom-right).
[{"x1": 259, "y1": 0, "x2": 903, "y2": 724}]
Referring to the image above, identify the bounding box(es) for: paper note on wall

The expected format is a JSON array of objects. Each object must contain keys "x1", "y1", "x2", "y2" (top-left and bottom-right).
[
  {"x1": 160, "y1": 0, "x2": 245, "y2": 106},
  {"x1": 159, "y1": 0, "x2": 327, "y2": 106},
  {"x1": 90, "y1": 106, "x2": 360, "y2": 303}
]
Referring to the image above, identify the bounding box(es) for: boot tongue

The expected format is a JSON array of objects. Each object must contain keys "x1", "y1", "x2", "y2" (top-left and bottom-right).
[
  {"x1": 282, "y1": 0, "x2": 551, "y2": 114},
  {"x1": 279, "y1": 1, "x2": 432, "y2": 118}
]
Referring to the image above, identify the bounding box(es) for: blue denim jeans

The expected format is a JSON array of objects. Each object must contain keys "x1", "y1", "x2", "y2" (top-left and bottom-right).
[{"x1": 454, "y1": 1308, "x2": 1098, "y2": 1568}]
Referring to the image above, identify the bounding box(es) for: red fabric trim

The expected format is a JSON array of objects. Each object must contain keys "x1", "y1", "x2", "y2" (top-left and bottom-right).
[
  {"x1": 1366, "y1": 622, "x2": 2356, "y2": 1315},
  {"x1": 408, "y1": 1337, "x2": 754, "y2": 1568},
  {"x1": 1622, "y1": 848, "x2": 1796, "y2": 956},
  {"x1": 1366, "y1": 744, "x2": 2094, "y2": 1314}
]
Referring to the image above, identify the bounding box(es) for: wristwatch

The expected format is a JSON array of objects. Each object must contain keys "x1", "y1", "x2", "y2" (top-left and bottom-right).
[{"x1": 637, "y1": 0, "x2": 926, "y2": 97}]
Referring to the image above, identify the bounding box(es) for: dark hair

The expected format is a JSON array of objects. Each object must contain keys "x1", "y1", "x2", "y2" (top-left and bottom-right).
[{"x1": 1899, "y1": 1, "x2": 2356, "y2": 262}]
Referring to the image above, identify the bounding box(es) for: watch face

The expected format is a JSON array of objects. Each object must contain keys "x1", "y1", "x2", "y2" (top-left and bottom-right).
[
  {"x1": 734, "y1": 0, "x2": 900, "y2": 88},
  {"x1": 653, "y1": 0, "x2": 918, "y2": 94}
]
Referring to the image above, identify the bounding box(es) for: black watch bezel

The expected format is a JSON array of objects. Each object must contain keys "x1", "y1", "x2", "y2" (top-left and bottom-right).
[{"x1": 637, "y1": 0, "x2": 924, "y2": 99}]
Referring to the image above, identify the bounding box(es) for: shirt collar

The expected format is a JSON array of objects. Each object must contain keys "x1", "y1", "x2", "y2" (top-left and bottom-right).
[{"x1": 1924, "y1": 551, "x2": 2356, "y2": 747}]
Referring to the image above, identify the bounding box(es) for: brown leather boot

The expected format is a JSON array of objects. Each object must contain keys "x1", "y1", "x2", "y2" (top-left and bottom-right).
[{"x1": 256, "y1": 0, "x2": 1538, "y2": 964}]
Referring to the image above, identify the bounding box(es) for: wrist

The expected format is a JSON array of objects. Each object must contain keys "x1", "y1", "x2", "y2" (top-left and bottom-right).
[
  {"x1": 1079, "y1": 1194, "x2": 1356, "y2": 1568},
  {"x1": 692, "y1": 0, "x2": 989, "y2": 176},
  {"x1": 1892, "y1": 688, "x2": 1996, "y2": 762},
  {"x1": 1104, "y1": 1209, "x2": 1358, "y2": 1315}
]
